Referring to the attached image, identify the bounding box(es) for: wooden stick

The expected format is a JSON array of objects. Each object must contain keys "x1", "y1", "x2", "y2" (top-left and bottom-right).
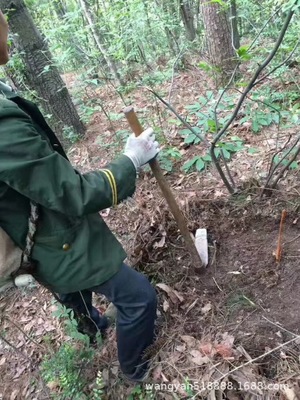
[
  {"x1": 123, "y1": 106, "x2": 203, "y2": 269},
  {"x1": 275, "y1": 209, "x2": 287, "y2": 262}
]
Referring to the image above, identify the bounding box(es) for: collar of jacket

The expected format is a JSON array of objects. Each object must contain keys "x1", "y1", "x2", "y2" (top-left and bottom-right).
[{"x1": 0, "y1": 81, "x2": 68, "y2": 160}]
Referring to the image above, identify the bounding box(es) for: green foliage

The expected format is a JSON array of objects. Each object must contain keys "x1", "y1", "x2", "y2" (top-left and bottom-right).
[
  {"x1": 62, "y1": 126, "x2": 80, "y2": 143},
  {"x1": 41, "y1": 342, "x2": 94, "y2": 400},
  {"x1": 237, "y1": 45, "x2": 251, "y2": 61},
  {"x1": 182, "y1": 137, "x2": 244, "y2": 173},
  {"x1": 41, "y1": 303, "x2": 103, "y2": 399},
  {"x1": 127, "y1": 384, "x2": 155, "y2": 400},
  {"x1": 274, "y1": 148, "x2": 299, "y2": 170},
  {"x1": 92, "y1": 371, "x2": 105, "y2": 400},
  {"x1": 158, "y1": 147, "x2": 182, "y2": 172}
]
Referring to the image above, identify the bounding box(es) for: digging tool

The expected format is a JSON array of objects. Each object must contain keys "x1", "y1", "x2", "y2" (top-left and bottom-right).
[{"x1": 123, "y1": 106, "x2": 203, "y2": 269}]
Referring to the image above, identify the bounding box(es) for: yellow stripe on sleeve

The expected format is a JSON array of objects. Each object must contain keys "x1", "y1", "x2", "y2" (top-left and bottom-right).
[
  {"x1": 100, "y1": 169, "x2": 116, "y2": 207},
  {"x1": 104, "y1": 169, "x2": 117, "y2": 206}
]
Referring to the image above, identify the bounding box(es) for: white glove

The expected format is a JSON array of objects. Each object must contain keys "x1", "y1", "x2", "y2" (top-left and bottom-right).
[{"x1": 124, "y1": 128, "x2": 160, "y2": 170}]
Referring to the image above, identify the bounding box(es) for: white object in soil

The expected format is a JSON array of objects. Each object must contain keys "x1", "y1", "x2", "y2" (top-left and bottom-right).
[{"x1": 195, "y1": 228, "x2": 208, "y2": 266}]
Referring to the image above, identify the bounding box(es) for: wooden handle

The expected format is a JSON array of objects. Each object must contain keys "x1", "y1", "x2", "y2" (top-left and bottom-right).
[
  {"x1": 123, "y1": 106, "x2": 203, "y2": 269},
  {"x1": 123, "y1": 106, "x2": 144, "y2": 137}
]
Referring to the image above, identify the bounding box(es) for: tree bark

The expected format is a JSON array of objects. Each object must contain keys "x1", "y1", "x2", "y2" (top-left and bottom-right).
[
  {"x1": 78, "y1": 0, "x2": 125, "y2": 86},
  {"x1": 201, "y1": 0, "x2": 238, "y2": 85},
  {"x1": 180, "y1": 1, "x2": 196, "y2": 42},
  {"x1": 230, "y1": 0, "x2": 240, "y2": 50},
  {"x1": 0, "y1": 0, "x2": 86, "y2": 139}
]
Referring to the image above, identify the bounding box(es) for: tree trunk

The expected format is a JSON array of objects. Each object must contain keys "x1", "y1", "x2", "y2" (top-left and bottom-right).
[
  {"x1": 78, "y1": 0, "x2": 125, "y2": 86},
  {"x1": 230, "y1": 0, "x2": 240, "y2": 50},
  {"x1": 200, "y1": 0, "x2": 238, "y2": 86},
  {"x1": 180, "y1": 1, "x2": 196, "y2": 42},
  {"x1": 0, "y1": 0, "x2": 86, "y2": 140}
]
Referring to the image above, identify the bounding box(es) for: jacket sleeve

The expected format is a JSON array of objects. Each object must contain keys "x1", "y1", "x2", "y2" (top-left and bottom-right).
[{"x1": 0, "y1": 100, "x2": 137, "y2": 217}]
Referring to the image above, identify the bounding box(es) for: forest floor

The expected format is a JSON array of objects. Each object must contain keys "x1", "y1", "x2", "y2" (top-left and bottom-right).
[{"x1": 2, "y1": 66, "x2": 300, "y2": 399}]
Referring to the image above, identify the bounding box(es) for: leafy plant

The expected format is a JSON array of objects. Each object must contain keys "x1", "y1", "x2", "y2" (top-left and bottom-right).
[
  {"x1": 41, "y1": 343, "x2": 94, "y2": 399},
  {"x1": 62, "y1": 126, "x2": 80, "y2": 144},
  {"x1": 182, "y1": 137, "x2": 245, "y2": 173},
  {"x1": 158, "y1": 147, "x2": 182, "y2": 172},
  {"x1": 127, "y1": 384, "x2": 155, "y2": 400}
]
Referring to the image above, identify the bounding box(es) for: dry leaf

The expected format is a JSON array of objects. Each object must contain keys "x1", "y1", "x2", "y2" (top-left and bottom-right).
[
  {"x1": 189, "y1": 350, "x2": 210, "y2": 366},
  {"x1": 181, "y1": 335, "x2": 197, "y2": 348},
  {"x1": 175, "y1": 344, "x2": 186, "y2": 352},
  {"x1": 152, "y1": 364, "x2": 162, "y2": 381},
  {"x1": 221, "y1": 332, "x2": 235, "y2": 347},
  {"x1": 161, "y1": 371, "x2": 169, "y2": 382},
  {"x1": 280, "y1": 386, "x2": 297, "y2": 400},
  {"x1": 156, "y1": 283, "x2": 184, "y2": 304},
  {"x1": 173, "y1": 290, "x2": 184, "y2": 303},
  {"x1": 156, "y1": 283, "x2": 172, "y2": 294},
  {"x1": 215, "y1": 343, "x2": 233, "y2": 359},
  {"x1": 163, "y1": 300, "x2": 170, "y2": 312},
  {"x1": 201, "y1": 303, "x2": 212, "y2": 314},
  {"x1": 199, "y1": 342, "x2": 216, "y2": 357},
  {"x1": 47, "y1": 381, "x2": 59, "y2": 391},
  {"x1": 153, "y1": 235, "x2": 166, "y2": 248}
]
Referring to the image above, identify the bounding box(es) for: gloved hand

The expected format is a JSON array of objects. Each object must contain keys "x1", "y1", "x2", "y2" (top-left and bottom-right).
[{"x1": 124, "y1": 128, "x2": 159, "y2": 170}]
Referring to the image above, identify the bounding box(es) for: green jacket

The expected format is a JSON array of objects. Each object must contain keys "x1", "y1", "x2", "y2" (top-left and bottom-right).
[{"x1": 0, "y1": 83, "x2": 136, "y2": 293}]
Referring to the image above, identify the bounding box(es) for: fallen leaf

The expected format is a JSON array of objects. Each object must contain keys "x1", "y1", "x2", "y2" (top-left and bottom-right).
[
  {"x1": 215, "y1": 343, "x2": 233, "y2": 359},
  {"x1": 161, "y1": 372, "x2": 169, "y2": 382},
  {"x1": 199, "y1": 342, "x2": 216, "y2": 357},
  {"x1": 175, "y1": 344, "x2": 186, "y2": 352},
  {"x1": 163, "y1": 300, "x2": 169, "y2": 312},
  {"x1": 152, "y1": 364, "x2": 162, "y2": 381},
  {"x1": 173, "y1": 290, "x2": 184, "y2": 303},
  {"x1": 156, "y1": 283, "x2": 184, "y2": 304},
  {"x1": 181, "y1": 335, "x2": 197, "y2": 348},
  {"x1": 221, "y1": 332, "x2": 235, "y2": 347},
  {"x1": 201, "y1": 303, "x2": 212, "y2": 314},
  {"x1": 47, "y1": 381, "x2": 59, "y2": 391},
  {"x1": 189, "y1": 350, "x2": 210, "y2": 366},
  {"x1": 153, "y1": 235, "x2": 166, "y2": 249},
  {"x1": 281, "y1": 386, "x2": 297, "y2": 400}
]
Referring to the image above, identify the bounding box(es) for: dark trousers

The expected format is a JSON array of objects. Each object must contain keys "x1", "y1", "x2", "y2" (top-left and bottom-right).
[{"x1": 59, "y1": 264, "x2": 157, "y2": 380}]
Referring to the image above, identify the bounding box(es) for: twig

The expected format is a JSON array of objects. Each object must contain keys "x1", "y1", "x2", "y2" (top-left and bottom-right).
[
  {"x1": 210, "y1": 6, "x2": 296, "y2": 193},
  {"x1": 263, "y1": 135, "x2": 292, "y2": 190},
  {"x1": 168, "y1": 46, "x2": 186, "y2": 104},
  {"x1": 253, "y1": 39, "x2": 300, "y2": 87},
  {"x1": 0, "y1": 332, "x2": 32, "y2": 362},
  {"x1": 191, "y1": 335, "x2": 300, "y2": 399},
  {"x1": 144, "y1": 86, "x2": 210, "y2": 146},
  {"x1": 248, "y1": 7, "x2": 282, "y2": 51},
  {"x1": 271, "y1": 143, "x2": 300, "y2": 188},
  {"x1": 284, "y1": 233, "x2": 300, "y2": 245},
  {"x1": 213, "y1": 277, "x2": 223, "y2": 292},
  {"x1": 262, "y1": 316, "x2": 299, "y2": 338},
  {"x1": 4, "y1": 316, "x2": 44, "y2": 349}
]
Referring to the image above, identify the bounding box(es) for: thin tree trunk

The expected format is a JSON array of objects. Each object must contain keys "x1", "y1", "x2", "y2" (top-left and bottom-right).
[
  {"x1": 201, "y1": 0, "x2": 238, "y2": 86},
  {"x1": 230, "y1": 0, "x2": 240, "y2": 50},
  {"x1": 0, "y1": 0, "x2": 86, "y2": 139},
  {"x1": 78, "y1": 0, "x2": 125, "y2": 86},
  {"x1": 180, "y1": 1, "x2": 196, "y2": 41}
]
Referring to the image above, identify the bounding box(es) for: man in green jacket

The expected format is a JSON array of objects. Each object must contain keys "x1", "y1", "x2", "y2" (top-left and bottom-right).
[{"x1": 0, "y1": 11, "x2": 158, "y2": 381}]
